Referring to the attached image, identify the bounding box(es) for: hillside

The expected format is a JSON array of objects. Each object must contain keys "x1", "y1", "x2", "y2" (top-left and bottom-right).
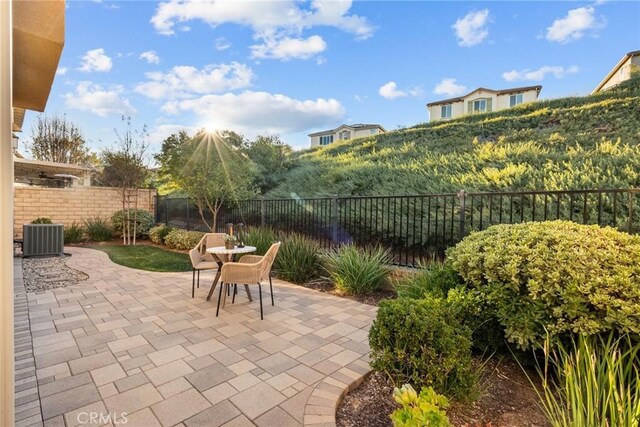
[{"x1": 268, "y1": 78, "x2": 640, "y2": 198}]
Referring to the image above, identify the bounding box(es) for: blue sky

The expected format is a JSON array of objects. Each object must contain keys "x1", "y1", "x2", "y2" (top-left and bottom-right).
[{"x1": 20, "y1": 0, "x2": 640, "y2": 154}]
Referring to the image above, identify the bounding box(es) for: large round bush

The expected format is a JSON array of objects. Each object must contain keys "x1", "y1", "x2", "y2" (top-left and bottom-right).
[
  {"x1": 111, "y1": 209, "x2": 155, "y2": 238},
  {"x1": 447, "y1": 221, "x2": 640, "y2": 350},
  {"x1": 369, "y1": 296, "x2": 476, "y2": 400},
  {"x1": 164, "y1": 229, "x2": 204, "y2": 250}
]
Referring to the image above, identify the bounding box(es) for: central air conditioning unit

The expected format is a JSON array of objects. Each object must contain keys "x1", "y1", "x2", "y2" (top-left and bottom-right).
[{"x1": 22, "y1": 224, "x2": 64, "y2": 257}]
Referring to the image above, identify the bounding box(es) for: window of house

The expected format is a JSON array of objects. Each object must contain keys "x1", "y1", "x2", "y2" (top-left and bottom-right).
[
  {"x1": 370, "y1": 129, "x2": 377, "y2": 134},
  {"x1": 340, "y1": 131, "x2": 351, "y2": 140},
  {"x1": 473, "y1": 99, "x2": 487, "y2": 112},
  {"x1": 441, "y1": 104, "x2": 452, "y2": 118},
  {"x1": 509, "y1": 93, "x2": 523, "y2": 107},
  {"x1": 319, "y1": 135, "x2": 334, "y2": 145}
]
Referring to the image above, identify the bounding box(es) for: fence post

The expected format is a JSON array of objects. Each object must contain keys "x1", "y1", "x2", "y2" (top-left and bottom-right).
[
  {"x1": 260, "y1": 198, "x2": 266, "y2": 227},
  {"x1": 331, "y1": 195, "x2": 339, "y2": 245},
  {"x1": 164, "y1": 198, "x2": 168, "y2": 225},
  {"x1": 185, "y1": 199, "x2": 190, "y2": 231},
  {"x1": 458, "y1": 190, "x2": 466, "y2": 240}
]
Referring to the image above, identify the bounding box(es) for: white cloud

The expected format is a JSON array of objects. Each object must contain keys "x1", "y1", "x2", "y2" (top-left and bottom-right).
[
  {"x1": 502, "y1": 65, "x2": 580, "y2": 82},
  {"x1": 378, "y1": 81, "x2": 422, "y2": 100},
  {"x1": 78, "y1": 48, "x2": 113, "y2": 73},
  {"x1": 134, "y1": 62, "x2": 254, "y2": 100},
  {"x1": 139, "y1": 50, "x2": 160, "y2": 64},
  {"x1": 63, "y1": 81, "x2": 136, "y2": 117},
  {"x1": 150, "y1": 0, "x2": 373, "y2": 61},
  {"x1": 214, "y1": 37, "x2": 231, "y2": 51},
  {"x1": 251, "y1": 35, "x2": 327, "y2": 60},
  {"x1": 452, "y1": 9, "x2": 490, "y2": 47},
  {"x1": 433, "y1": 78, "x2": 467, "y2": 96},
  {"x1": 546, "y1": 7, "x2": 604, "y2": 43},
  {"x1": 56, "y1": 67, "x2": 67, "y2": 76},
  {"x1": 163, "y1": 91, "x2": 345, "y2": 134}
]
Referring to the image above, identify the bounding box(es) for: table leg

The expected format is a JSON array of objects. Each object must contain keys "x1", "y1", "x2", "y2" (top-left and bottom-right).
[
  {"x1": 244, "y1": 285, "x2": 253, "y2": 302},
  {"x1": 206, "y1": 262, "x2": 224, "y2": 301}
]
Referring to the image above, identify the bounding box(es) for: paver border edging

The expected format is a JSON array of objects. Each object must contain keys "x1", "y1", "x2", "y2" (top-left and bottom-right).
[{"x1": 303, "y1": 367, "x2": 373, "y2": 427}]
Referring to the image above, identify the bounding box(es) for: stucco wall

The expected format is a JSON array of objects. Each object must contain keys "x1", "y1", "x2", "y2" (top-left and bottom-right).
[
  {"x1": 13, "y1": 186, "x2": 156, "y2": 238},
  {"x1": 429, "y1": 88, "x2": 539, "y2": 121},
  {"x1": 599, "y1": 56, "x2": 639, "y2": 92}
]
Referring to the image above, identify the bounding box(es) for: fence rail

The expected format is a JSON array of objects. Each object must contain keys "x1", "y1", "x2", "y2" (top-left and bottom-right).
[{"x1": 156, "y1": 188, "x2": 640, "y2": 266}]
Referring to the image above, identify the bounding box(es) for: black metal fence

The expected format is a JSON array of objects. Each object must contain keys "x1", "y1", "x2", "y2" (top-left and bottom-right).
[{"x1": 156, "y1": 188, "x2": 640, "y2": 266}]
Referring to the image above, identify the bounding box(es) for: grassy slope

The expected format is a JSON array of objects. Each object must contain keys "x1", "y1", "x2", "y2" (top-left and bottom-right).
[
  {"x1": 89, "y1": 244, "x2": 192, "y2": 272},
  {"x1": 269, "y1": 79, "x2": 640, "y2": 198}
]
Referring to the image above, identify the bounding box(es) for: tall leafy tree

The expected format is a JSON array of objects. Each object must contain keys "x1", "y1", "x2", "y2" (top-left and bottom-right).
[
  {"x1": 28, "y1": 114, "x2": 91, "y2": 164},
  {"x1": 101, "y1": 117, "x2": 149, "y2": 245},
  {"x1": 158, "y1": 130, "x2": 257, "y2": 230},
  {"x1": 242, "y1": 134, "x2": 293, "y2": 194}
]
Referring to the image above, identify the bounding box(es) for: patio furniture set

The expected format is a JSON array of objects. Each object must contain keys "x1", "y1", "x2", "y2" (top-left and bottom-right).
[{"x1": 189, "y1": 233, "x2": 281, "y2": 320}]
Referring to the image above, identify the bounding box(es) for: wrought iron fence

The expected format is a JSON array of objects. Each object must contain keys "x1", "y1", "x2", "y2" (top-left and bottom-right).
[{"x1": 156, "y1": 188, "x2": 640, "y2": 266}]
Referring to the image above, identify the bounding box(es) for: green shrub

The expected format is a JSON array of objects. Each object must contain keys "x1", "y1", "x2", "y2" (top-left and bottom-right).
[
  {"x1": 325, "y1": 244, "x2": 392, "y2": 295},
  {"x1": 390, "y1": 384, "x2": 450, "y2": 427},
  {"x1": 149, "y1": 225, "x2": 174, "y2": 245},
  {"x1": 369, "y1": 296, "x2": 476, "y2": 400},
  {"x1": 31, "y1": 217, "x2": 52, "y2": 224},
  {"x1": 395, "y1": 259, "x2": 461, "y2": 299},
  {"x1": 447, "y1": 221, "x2": 640, "y2": 350},
  {"x1": 245, "y1": 226, "x2": 278, "y2": 256},
  {"x1": 534, "y1": 333, "x2": 640, "y2": 427},
  {"x1": 84, "y1": 217, "x2": 113, "y2": 242},
  {"x1": 111, "y1": 209, "x2": 155, "y2": 238},
  {"x1": 164, "y1": 229, "x2": 205, "y2": 250},
  {"x1": 64, "y1": 222, "x2": 85, "y2": 244},
  {"x1": 274, "y1": 233, "x2": 321, "y2": 284}
]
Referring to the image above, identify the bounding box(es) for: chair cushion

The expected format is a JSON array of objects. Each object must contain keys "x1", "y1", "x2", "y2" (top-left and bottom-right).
[{"x1": 194, "y1": 261, "x2": 219, "y2": 270}]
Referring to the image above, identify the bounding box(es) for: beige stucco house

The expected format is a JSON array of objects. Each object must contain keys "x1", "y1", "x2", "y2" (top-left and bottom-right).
[
  {"x1": 308, "y1": 123, "x2": 386, "y2": 147},
  {"x1": 427, "y1": 85, "x2": 542, "y2": 122},
  {"x1": 1, "y1": 1, "x2": 65, "y2": 424},
  {"x1": 592, "y1": 50, "x2": 640, "y2": 94}
]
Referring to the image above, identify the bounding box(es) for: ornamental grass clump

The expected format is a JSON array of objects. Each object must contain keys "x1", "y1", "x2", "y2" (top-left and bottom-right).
[
  {"x1": 447, "y1": 220, "x2": 640, "y2": 350},
  {"x1": 84, "y1": 217, "x2": 113, "y2": 242},
  {"x1": 245, "y1": 226, "x2": 278, "y2": 256},
  {"x1": 533, "y1": 333, "x2": 640, "y2": 427},
  {"x1": 64, "y1": 221, "x2": 85, "y2": 244},
  {"x1": 273, "y1": 233, "x2": 321, "y2": 284},
  {"x1": 326, "y1": 244, "x2": 392, "y2": 295},
  {"x1": 395, "y1": 258, "x2": 462, "y2": 299}
]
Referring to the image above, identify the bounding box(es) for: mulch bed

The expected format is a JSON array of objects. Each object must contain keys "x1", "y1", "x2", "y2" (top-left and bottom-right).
[
  {"x1": 300, "y1": 278, "x2": 396, "y2": 306},
  {"x1": 337, "y1": 358, "x2": 549, "y2": 427}
]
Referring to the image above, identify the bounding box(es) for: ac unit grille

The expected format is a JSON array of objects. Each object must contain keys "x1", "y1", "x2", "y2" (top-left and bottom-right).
[{"x1": 23, "y1": 224, "x2": 64, "y2": 257}]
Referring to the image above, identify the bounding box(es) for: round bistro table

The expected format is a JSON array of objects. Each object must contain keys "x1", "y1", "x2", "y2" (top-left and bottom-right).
[{"x1": 205, "y1": 245, "x2": 257, "y2": 302}]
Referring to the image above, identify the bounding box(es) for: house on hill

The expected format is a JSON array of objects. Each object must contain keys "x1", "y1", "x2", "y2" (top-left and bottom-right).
[
  {"x1": 308, "y1": 123, "x2": 386, "y2": 147},
  {"x1": 592, "y1": 50, "x2": 640, "y2": 93},
  {"x1": 427, "y1": 85, "x2": 542, "y2": 122}
]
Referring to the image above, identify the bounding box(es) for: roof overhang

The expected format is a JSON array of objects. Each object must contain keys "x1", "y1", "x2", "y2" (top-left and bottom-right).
[
  {"x1": 14, "y1": 157, "x2": 91, "y2": 172},
  {"x1": 592, "y1": 50, "x2": 640, "y2": 94},
  {"x1": 12, "y1": 107, "x2": 25, "y2": 131},
  {"x1": 12, "y1": 0, "x2": 65, "y2": 112}
]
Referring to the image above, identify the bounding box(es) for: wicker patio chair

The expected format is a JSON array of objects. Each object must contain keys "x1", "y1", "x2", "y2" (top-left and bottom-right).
[
  {"x1": 188, "y1": 248, "x2": 218, "y2": 298},
  {"x1": 216, "y1": 242, "x2": 281, "y2": 320}
]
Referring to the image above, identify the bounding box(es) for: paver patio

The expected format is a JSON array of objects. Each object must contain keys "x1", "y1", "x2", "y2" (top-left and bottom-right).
[{"x1": 17, "y1": 247, "x2": 377, "y2": 427}]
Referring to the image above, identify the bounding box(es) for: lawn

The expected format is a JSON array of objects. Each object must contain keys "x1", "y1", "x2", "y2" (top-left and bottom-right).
[{"x1": 89, "y1": 244, "x2": 192, "y2": 272}]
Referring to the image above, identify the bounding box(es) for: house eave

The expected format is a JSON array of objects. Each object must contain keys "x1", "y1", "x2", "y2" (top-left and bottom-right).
[
  {"x1": 592, "y1": 50, "x2": 640, "y2": 94},
  {"x1": 12, "y1": 0, "x2": 65, "y2": 112}
]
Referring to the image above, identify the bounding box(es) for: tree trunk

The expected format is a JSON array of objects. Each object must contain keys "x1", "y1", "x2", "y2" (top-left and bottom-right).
[
  {"x1": 121, "y1": 191, "x2": 127, "y2": 245},
  {"x1": 133, "y1": 191, "x2": 138, "y2": 245}
]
